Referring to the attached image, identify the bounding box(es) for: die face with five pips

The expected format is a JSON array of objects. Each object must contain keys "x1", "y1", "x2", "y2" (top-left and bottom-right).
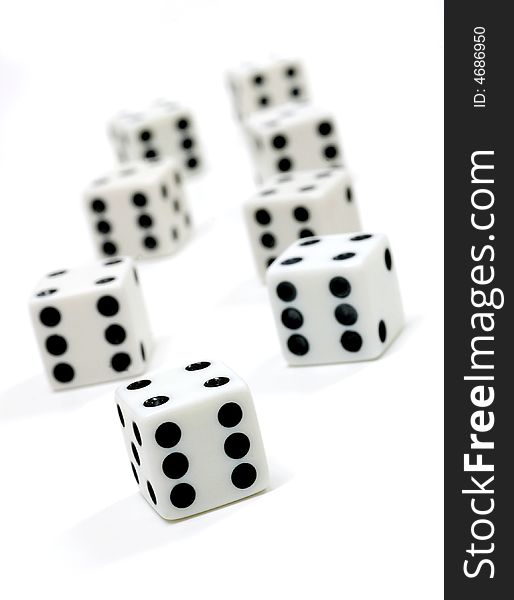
[
  {"x1": 266, "y1": 233, "x2": 404, "y2": 365},
  {"x1": 116, "y1": 361, "x2": 269, "y2": 520},
  {"x1": 29, "y1": 257, "x2": 152, "y2": 390}
]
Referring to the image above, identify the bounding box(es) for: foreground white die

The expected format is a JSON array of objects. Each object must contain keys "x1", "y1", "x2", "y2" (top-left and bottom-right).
[
  {"x1": 109, "y1": 99, "x2": 203, "y2": 175},
  {"x1": 29, "y1": 257, "x2": 152, "y2": 389},
  {"x1": 116, "y1": 361, "x2": 269, "y2": 520},
  {"x1": 244, "y1": 167, "x2": 361, "y2": 279},
  {"x1": 245, "y1": 103, "x2": 343, "y2": 182},
  {"x1": 226, "y1": 57, "x2": 310, "y2": 121},
  {"x1": 266, "y1": 233, "x2": 404, "y2": 365},
  {"x1": 83, "y1": 158, "x2": 192, "y2": 259}
]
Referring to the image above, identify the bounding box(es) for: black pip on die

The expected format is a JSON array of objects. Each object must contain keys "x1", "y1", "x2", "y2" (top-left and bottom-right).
[
  {"x1": 29, "y1": 257, "x2": 152, "y2": 390},
  {"x1": 84, "y1": 158, "x2": 192, "y2": 259},
  {"x1": 266, "y1": 233, "x2": 404, "y2": 365},
  {"x1": 226, "y1": 57, "x2": 310, "y2": 122},
  {"x1": 245, "y1": 103, "x2": 343, "y2": 183},
  {"x1": 116, "y1": 361, "x2": 269, "y2": 520},
  {"x1": 109, "y1": 99, "x2": 203, "y2": 175},
  {"x1": 244, "y1": 167, "x2": 360, "y2": 279}
]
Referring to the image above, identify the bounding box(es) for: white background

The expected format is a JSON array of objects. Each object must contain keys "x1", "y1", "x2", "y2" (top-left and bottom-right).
[{"x1": 0, "y1": 1, "x2": 443, "y2": 598}]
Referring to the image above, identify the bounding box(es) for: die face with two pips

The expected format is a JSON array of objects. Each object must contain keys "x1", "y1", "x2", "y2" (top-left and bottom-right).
[
  {"x1": 227, "y1": 57, "x2": 310, "y2": 121},
  {"x1": 84, "y1": 158, "x2": 192, "y2": 260},
  {"x1": 29, "y1": 257, "x2": 152, "y2": 390},
  {"x1": 244, "y1": 167, "x2": 361, "y2": 279},
  {"x1": 266, "y1": 233, "x2": 404, "y2": 365},
  {"x1": 109, "y1": 99, "x2": 203, "y2": 175},
  {"x1": 245, "y1": 102, "x2": 343, "y2": 183},
  {"x1": 116, "y1": 361, "x2": 269, "y2": 520}
]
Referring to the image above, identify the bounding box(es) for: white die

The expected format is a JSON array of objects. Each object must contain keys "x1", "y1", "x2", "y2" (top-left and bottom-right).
[
  {"x1": 226, "y1": 57, "x2": 310, "y2": 121},
  {"x1": 109, "y1": 100, "x2": 203, "y2": 175},
  {"x1": 244, "y1": 167, "x2": 361, "y2": 279},
  {"x1": 29, "y1": 257, "x2": 152, "y2": 390},
  {"x1": 245, "y1": 103, "x2": 343, "y2": 182},
  {"x1": 115, "y1": 361, "x2": 269, "y2": 520},
  {"x1": 83, "y1": 158, "x2": 192, "y2": 260},
  {"x1": 266, "y1": 233, "x2": 404, "y2": 365}
]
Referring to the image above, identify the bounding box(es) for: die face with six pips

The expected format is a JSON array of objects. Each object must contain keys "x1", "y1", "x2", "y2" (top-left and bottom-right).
[
  {"x1": 29, "y1": 257, "x2": 152, "y2": 390},
  {"x1": 116, "y1": 361, "x2": 269, "y2": 520},
  {"x1": 245, "y1": 102, "x2": 343, "y2": 183},
  {"x1": 226, "y1": 57, "x2": 310, "y2": 122},
  {"x1": 84, "y1": 158, "x2": 192, "y2": 260},
  {"x1": 244, "y1": 166, "x2": 361, "y2": 279},
  {"x1": 109, "y1": 99, "x2": 203, "y2": 175},
  {"x1": 266, "y1": 233, "x2": 404, "y2": 365}
]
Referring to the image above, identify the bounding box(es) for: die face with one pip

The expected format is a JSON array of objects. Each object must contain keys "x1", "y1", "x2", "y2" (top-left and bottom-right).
[
  {"x1": 245, "y1": 102, "x2": 343, "y2": 183},
  {"x1": 116, "y1": 361, "x2": 269, "y2": 520},
  {"x1": 29, "y1": 257, "x2": 152, "y2": 390},
  {"x1": 227, "y1": 57, "x2": 310, "y2": 121},
  {"x1": 244, "y1": 167, "x2": 361, "y2": 279},
  {"x1": 266, "y1": 233, "x2": 404, "y2": 365},
  {"x1": 84, "y1": 158, "x2": 192, "y2": 260},
  {"x1": 109, "y1": 99, "x2": 203, "y2": 175}
]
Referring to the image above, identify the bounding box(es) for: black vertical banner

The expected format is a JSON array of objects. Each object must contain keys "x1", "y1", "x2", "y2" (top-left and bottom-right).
[{"x1": 445, "y1": 1, "x2": 513, "y2": 597}]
